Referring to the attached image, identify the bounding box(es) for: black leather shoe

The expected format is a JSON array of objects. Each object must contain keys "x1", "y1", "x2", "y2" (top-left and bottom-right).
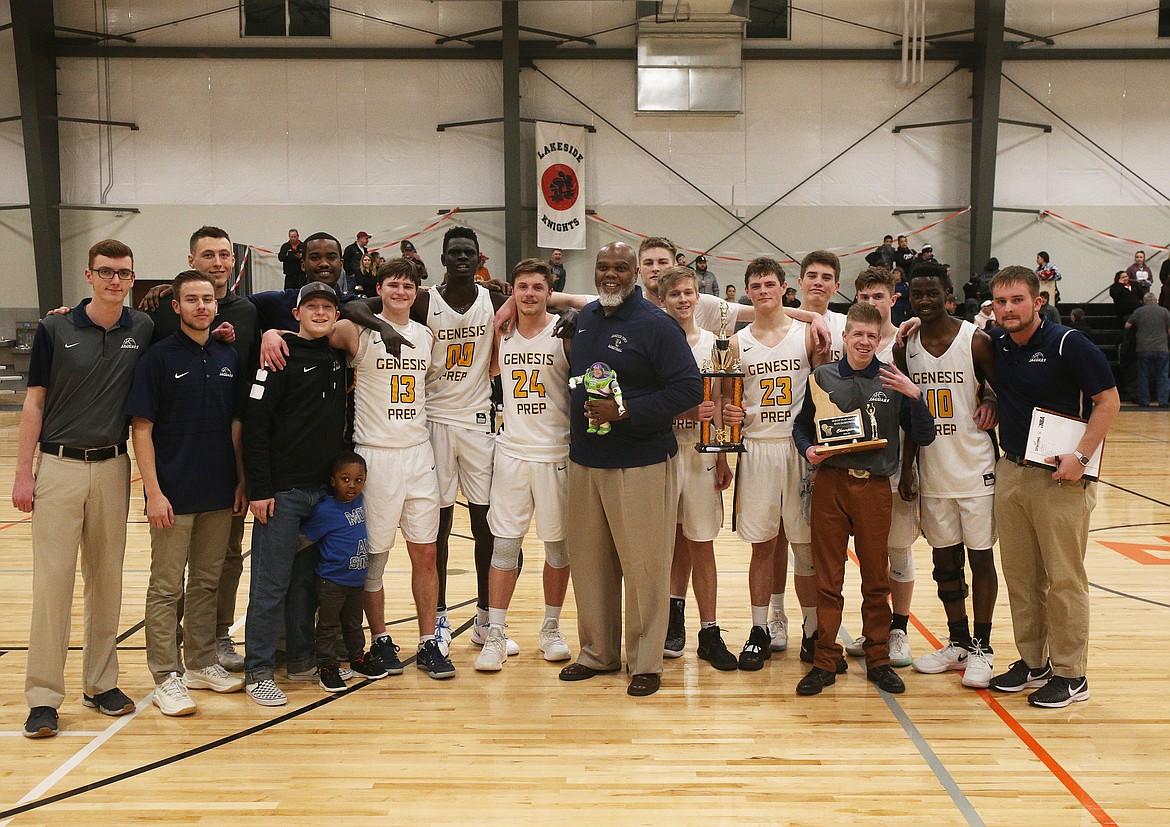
[
  {"x1": 628, "y1": 673, "x2": 661, "y2": 696},
  {"x1": 867, "y1": 665, "x2": 906, "y2": 694},
  {"x1": 796, "y1": 667, "x2": 837, "y2": 696},
  {"x1": 559, "y1": 662, "x2": 619, "y2": 682}
]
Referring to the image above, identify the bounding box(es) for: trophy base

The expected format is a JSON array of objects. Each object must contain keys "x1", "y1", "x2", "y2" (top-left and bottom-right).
[
  {"x1": 695, "y1": 443, "x2": 746, "y2": 454},
  {"x1": 812, "y1": 438, "x2": 888, "y2": 457}
]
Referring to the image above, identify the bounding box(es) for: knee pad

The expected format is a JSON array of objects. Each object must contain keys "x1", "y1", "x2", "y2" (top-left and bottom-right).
[
  {"x1": 544, "y1": 540, "x2": 569, "y2": 570},
  {"x1": 491, "y1": 536, "x2": 523, "y2": 571},
  {"x1": 887, "y1": 546, "x2": 915, "y2": 583},
  {"x1": 932, "y1": 546, "x2": 968, "y2": 603},
  {"x1": 791, "y1": 542, "x2": 815, "y2": 578},
  {"x1": 364, "y1": 551, "x2": 389, "y2": 593}
]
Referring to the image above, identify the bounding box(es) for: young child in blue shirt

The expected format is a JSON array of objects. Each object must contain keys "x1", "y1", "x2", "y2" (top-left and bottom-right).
[{"x1": 302, "y1": 452, "x2": 387, "y2": 692}]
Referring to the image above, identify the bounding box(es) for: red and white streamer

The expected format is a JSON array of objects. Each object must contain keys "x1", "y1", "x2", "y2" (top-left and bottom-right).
[{"x1": 1040, "y1": 210, "x2": 1169, "y2": 251}]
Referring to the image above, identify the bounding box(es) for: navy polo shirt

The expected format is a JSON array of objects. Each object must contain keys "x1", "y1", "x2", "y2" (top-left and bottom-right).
[
  {"x1": 991, "y1": 320, "x2": 1115, "y2": 457},
  {"x1": 125, "y1": 331, "x2": 240, "y2": 514},
  {"x1": 303, "y1": 493, "x2": 369, "y2": 589},
  {"x1": 249, "y1": 287, "x2": 357, "y2": 333},
  {"x1": 569, "y1": 286, "x2": 703, "y2": 468},
  {"x1": 151, "y1": 290, "x2": 259, "y2": 373}
]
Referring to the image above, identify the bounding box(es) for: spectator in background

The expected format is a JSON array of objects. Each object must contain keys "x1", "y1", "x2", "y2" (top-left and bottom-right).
[
  {"x1": 475, "y1": 252, "x2": 491, "y2": 283},
  {"x1": 962, "y1": 272, "x2": 983, "y2": 316},
  {"x1": 1125, "y1": 293, "x2": 1170, "y2": 407},
  {"x1": 974, "y1": 299, "x2": 995, "y2": 330},
  {"x1": 725, "y1": 284, "x2": 737, "y2": 302},
  {"x1": 1068, "y1": 307, "x2": 1092, "y2": 335},
  {"x1": 278, "y1": 229, "x2": 305, "y2": 290},
  {"x1": 353, "y1": 254, "x2": 377, "y2": 298},
  {"x1": 1038, "y1": 291, "x2": 1060, "y2": 325},
  {"x1": 877, "y1": 235, "x2": 896, "y2": 268},
  {"x1": 916, "y1": 244, "x2": 936, "y2": 266},
  {"x1": 782, "y1": 287, "x2": 801, "y2": 308},
  {"x1": 978, "y1": 257, "x2": 999, "y2": 299},
  {"x1": 695, "y1": 256, "x2": 718, "y2": 296},
  {"x1": 893, "y1": 235, "x2": 917, "y2": 271},
  {"x1": 1160, "y1": 266, "x2": 1170, "y2": 312},
  {"x1": 548, "y1": 248, "x2": 567, "y2": 292},
  {"x1": 676, "y1": 252, "x2": 688, "y2": 267},
  {"x1": 1036, "y1": 251, "x2": 1062, "y2": 303},
  {"x1": 1110, "y1": 270, "x2": 1142, "y2": 321},
  {"x1": 944, "y1": 294, "x2": 960, "y2": 318},
  {"x1": 400, "y1": 240, "x2": 429, "y2": 283},
  {"x1": 891, "y1": 267, "x2": 911, "y2": 326},
  {"x1": 343, "y1": 232, "x2": 370, "y2": 282},
  {"x1": 1126, "y1": 250, "x2": 1154, "y2": 297}
]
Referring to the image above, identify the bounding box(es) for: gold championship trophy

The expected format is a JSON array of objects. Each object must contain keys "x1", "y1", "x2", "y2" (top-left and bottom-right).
[
  {"x1": 806, "y1": 375, "x2": 888, "y2": 456},
  {"x1": 697, "y1": 303, "x2": 745, "y2": 454}
]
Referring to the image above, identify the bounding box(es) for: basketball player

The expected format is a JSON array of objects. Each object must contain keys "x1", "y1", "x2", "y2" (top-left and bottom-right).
[
  {"x1": 898, "y1": 263, "x2": 1000, "y2": 689},
  {"x1": 475, "y1": 259, "x2": 573, "y2": 671},
  {"x1": 721, "y1": 258, "x2": 825, "y2": 670},
  {"x1": 328, "y1": 259, "x2": 453, "y2": 679}
]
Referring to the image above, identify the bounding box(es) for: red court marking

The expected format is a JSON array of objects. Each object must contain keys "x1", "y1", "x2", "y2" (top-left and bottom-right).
[
  {"x1": 1095, "y1": 537, "x2": 1170, "y2": 565},
  {"x1": 845, "y1": 548, "x2": 1118, "y2": 826}
]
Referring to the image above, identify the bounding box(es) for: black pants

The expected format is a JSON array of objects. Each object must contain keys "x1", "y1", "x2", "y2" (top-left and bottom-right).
[{"x1": 315, "y1": 577, "x2": 365, "y2": 664}]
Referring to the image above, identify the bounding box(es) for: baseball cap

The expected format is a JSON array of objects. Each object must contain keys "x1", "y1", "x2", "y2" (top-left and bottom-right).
[
  {"x1": 981, "y1": 299, "x2": 992, "y2": 308},
  {"x1": 695, "y1": 255, "x2": 707, "y2": 264},
  {"x1": 297, "y1": 281, "x2": 338, "y2": 307},
  {"x1": 357, "y1": 231, "x2": 370, "y2": 239},
  {"x1": 922, "y1": 244, "x2": 933, "y2": 251}
]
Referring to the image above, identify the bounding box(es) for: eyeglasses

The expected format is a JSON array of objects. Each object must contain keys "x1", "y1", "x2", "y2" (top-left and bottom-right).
[{"x1": 92, "y1": 268, "x2": 135, "y2": 280}]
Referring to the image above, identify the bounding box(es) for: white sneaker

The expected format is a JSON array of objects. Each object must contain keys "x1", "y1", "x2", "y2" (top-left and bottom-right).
[
  {"x1": 961, "y1": 641, "x2": 994, "y2": 688},
  {"x1": 246, "y1": 679, "x2": 287, "y2": 707},
  {"x1": 185, "y1": 663, "x2": 244, "y2": 693},
  {"x1": 435, "y1": 614, "x2": 454, "y2": 657},
  {"x1": 474, "y1": 626, "x2": 508, "y2": 672},
  {"x1": 845, "y1": 636, "x2": 866, "y2": 657},
  {"x1": 153, "y1": 672, "x2": 196, "y2": 717},
  {"x1": 768, "y1": 611, "x2": 789, "y2": 651},
  {"x1": 471, "y1": 621, "x2": 520, "y2": 656},
  {"x1": 538, "y1": 617, "x2": 572, "y2": 661},
  {"x1": 912, "y1": 641, "x2": 969, "y2": 674},
  {"x1": 889, "y1": 629, "x2": 913, "y2": 667}
]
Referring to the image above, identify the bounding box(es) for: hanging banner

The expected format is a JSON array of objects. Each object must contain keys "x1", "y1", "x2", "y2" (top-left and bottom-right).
[{"x1": 536, "y1": 121, "x2": 587, "y2": 250}]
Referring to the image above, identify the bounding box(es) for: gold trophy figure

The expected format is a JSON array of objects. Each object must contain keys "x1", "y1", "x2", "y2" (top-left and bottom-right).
[{"x1": 697, "y1": 302, "x2": 746, "y2": 453}]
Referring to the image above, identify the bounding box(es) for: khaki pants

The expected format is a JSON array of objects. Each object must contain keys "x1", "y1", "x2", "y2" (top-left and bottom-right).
[
  {"x1": 25, "y1": 453, "x2": 130, "y2": 709},
  {"x1": 994, "y1": 459, "x2": 1095, "y2": 678},
  {"x1": 566, "y1": 460, "x2": 677, "y2": 676},
  {"x1": 146, "y1": 509, "x2": 233, "y2": 684}
]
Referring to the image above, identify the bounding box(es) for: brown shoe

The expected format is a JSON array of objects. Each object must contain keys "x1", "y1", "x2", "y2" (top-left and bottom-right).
[
  {"x1": 627, "y1": 673, "x2": 661, "y2": 696},
  {"x1": 559, "y1": 662, "x2": 619, "y2": 682}
]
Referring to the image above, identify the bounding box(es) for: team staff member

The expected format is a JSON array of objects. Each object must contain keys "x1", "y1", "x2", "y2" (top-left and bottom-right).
[
  {"x1": 15, "y1": 239, "x2": 153, "y2": 738},
  {"x1": 558, "y1": 242, "x2": 703, "y2": 697},
  {"x1": 986, "y1": 266, "x2": 1119, "y2": 708}
]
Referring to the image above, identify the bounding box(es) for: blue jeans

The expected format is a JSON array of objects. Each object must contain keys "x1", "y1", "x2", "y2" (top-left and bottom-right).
[
  {"x1": 1135, "y1": 350, "x2": 1170, "y2": 405},
  {"x1": 244, "y1": 486, "x2": 325, "y2": 683}
]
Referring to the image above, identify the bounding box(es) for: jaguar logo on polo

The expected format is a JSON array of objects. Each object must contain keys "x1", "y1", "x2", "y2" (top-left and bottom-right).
[
  {"x1": 219, "y1": 367, "x2": 234, "y2": 378},
  {"x1": 608, "y1": 334, "x2": 628, "y2": 353},
  {"x1": 867, "y1": 391, "x2": 891, "y2": 404},
  {"x1": 1029, "y1": 352, "x2": 1047, "y2": 363},
  {"x1": 120, "y1": 338, "x2": 140, "y2": 349}
]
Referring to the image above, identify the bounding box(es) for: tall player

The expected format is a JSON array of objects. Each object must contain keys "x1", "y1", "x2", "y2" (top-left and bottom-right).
[
  {"x1": 897, "y1": 263, "x2": 1000, "y2": 689},
  {"x1": 721, "y1": 258, "x2": 825, "y2": 670},
  {"x1": 475, "y1": 259, "x2": 573, "y2": 671},
  {"x1": 328, "y1": 259, "x2": 453, "y2": 679},
  {"x1": 844, "y1": 266, "x2": 920, "y2": 667}
]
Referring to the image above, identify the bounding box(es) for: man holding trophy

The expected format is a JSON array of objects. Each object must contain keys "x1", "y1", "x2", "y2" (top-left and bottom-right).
[{"x1": 792, "y1": 302, "x2": 936, "y2": 697}]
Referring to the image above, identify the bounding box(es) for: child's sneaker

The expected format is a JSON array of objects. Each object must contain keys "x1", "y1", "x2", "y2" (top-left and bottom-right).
[{"x1": 318, "y1": 662, "x2": 348, "y2": 693}]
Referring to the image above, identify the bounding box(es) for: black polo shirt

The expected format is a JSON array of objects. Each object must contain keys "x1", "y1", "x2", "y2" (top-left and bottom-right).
[
  {"x1": 28, "y1": 300, "x2": 153, "y2": 449},
  {"x1": 568, "y1": 287, "x2": 702, "y2": 469},
  {"x1": 991, "y1": 320, "x2": 1115, "y2": 457},
  {"x1": 125, "y1": 331, "x2": 240, "y2": 514}
]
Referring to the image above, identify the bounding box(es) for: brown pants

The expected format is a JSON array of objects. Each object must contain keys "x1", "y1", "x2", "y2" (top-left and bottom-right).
[
  {"x1": 566, "y1": 460, "x2": 677, "y2": 676},
  {"x1": 811, "y1": 466, "x2": 893, "y2": 672}
]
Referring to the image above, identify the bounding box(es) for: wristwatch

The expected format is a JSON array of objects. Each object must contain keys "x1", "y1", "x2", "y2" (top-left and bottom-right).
[{"x1": 1073, "y1": 450, "x2": 1090, "y2": 466}]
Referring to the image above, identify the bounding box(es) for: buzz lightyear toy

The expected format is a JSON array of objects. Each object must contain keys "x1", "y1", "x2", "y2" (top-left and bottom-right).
[{"x1": 569, "y1": 361, "x2": 624, "y2": 435}]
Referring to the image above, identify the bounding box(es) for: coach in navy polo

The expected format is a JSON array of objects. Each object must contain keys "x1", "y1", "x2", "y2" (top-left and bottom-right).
[
  {"x1": 986, "y1": 265, "x2": 1119, "y2": 709},
  {"x1": 126, "y1": 271, "x2": 246, "y2": 715},
  {"x1": 558, "y1": 241, "x2": 702, "y2": 697}
]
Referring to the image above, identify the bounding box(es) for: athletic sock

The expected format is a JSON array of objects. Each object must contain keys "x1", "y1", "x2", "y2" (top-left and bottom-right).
[
  {"x1": 890, "y1": 613, "x2": 909, "y2": 634},
  {"x1": 770, "y1": 593, "x2": 786, "y2": 614},
  {"x1": 420, "y1": 634, "x2": 435, "y2": 643},
  {"x1": 801, "y1": 606, "x2": 818, "y2": 639},
  {"x1": 751, "y1": 605, "x2": 769, "y2": 628},
  {"x1": 374, "y1": 633, "x2": 390, "y2": 645},
  {"x1": 544, "y1": 604, "x2": 562, "y2": 622},
  {"x1": 488, "y1": 608, "x2": 507, "y2": 627},
  {"x1": 948, "y1": 617, "x2": 972, "y2": 649},
  {"x1": 670, "y1": 593, "x2": 686, "y2": 602},
  {"x1": 701, "y1": 620, "x2": 718, "y2": 630},
  {"x1": 476, "y1": 606, "x2": 488, "y2": 627},
  {"x1": 972, "y1": 621, "x2": 992, "y2": 648}
]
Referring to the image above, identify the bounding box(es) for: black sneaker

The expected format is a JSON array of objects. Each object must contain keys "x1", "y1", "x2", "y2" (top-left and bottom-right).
[
  {"x1": 318, "y1": 662, "x2": 348, "y2": 693},
  {"x1": 697, "y1": 626, "x2": 739, "y2": 671},
  {"x1": 416, "y1": 639, "x2": 456, "y2": 680},
  {"x1": 737, "y1": 625, "x2": 772, "y2": 671},
  {"x1": 800, "y1": 632, "x2": 847, "y2": 673},
  {"x1": 350, "y1": 650, "x2": 389, "y2": 680},
  {"x1": 796, "y1": 667, "x2": 836, "y2": 696},
  {"x1": 1027, "y1": 676, "x2": 1090, "y2": 708},
  {"x1": 23, "y1": 706, "x2": 58, "y2": 738},
  {"x1": 664, "y1": 597, "x2": 685, "y2": 658},
  {"x1": 82, "y1": 687, "x2": 135, "y2": 716},
  {"x1": 370, "y1": 635, "x2": 405, "y2": 676},
  {"x1": 990, "y1": 659, "x2": 1052, "y2": 693},
  {"x1": 866, "y1": 665, "x2": 906, "y2": 694}
]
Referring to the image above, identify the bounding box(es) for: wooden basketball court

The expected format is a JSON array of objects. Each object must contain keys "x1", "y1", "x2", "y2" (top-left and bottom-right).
[{"x1": 1, "y1": 407, "x2": 1167, "y2": 825}]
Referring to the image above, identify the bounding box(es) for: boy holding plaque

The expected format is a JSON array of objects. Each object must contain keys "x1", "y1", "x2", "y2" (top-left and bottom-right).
[{"x1": 792, "y1": 303, "x2": 936, "y2": 697}]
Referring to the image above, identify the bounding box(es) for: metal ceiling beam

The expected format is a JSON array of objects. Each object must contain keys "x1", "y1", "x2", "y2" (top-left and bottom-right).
[
  {"x1": 969, "y1": 0, "x2": 1006, "y2": 281},
  {"x1": 502, "y1": 1, "x2": 522, "y2": 271}
]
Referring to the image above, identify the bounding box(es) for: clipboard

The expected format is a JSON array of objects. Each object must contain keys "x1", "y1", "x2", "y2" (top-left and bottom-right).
[{"x1": 1023, "y1": 407, "x2": 1104, "y2": 482}]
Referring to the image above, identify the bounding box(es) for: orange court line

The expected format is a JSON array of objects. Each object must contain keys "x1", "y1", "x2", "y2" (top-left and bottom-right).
[{"x1": 845, "y1": 547, "x2": 1118, "y2": 827}]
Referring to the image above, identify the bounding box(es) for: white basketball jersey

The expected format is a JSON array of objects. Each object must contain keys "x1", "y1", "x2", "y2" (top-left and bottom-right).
[
  {"x1": 674, "y1": 328, "x2": 716, "y2": 444},
  {"x1": 351, "y1": 317, "x2": 433, "y2": 449},
  {"x1": 906, "y1": 321, "x2": 996, "y2": 497},
  {"x1": 425, "y1": 285, "x2": 494, "y2": 430},
  {"x1": 740, "y1": 321, "x2": 810, "y2": 440},
  {"x1": 497, "y1": 318, "x2": 571, "y2": 462},
  {"x1": 824, "y1": 309, "x2": 847, "y2": 363}
]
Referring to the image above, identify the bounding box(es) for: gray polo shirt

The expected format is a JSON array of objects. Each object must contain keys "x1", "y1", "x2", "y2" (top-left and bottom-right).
[
  {"x1": 28, "y1": 300, "x2": 154, "y2": 448},
  {"x1": 1129, "y1": 303, "x2": 1170, "y2": 353}
]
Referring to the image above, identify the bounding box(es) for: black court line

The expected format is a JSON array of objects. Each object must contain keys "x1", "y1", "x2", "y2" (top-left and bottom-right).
[
  {"x1": 1089, "y1": 581, "x2": 1170, "y2": 609},
  {"x1": 1090, "y1": 521, "x2": 1170, "y2": 532},
  {"x1": 1099, "y1": 479, "x2": 1170, "y2": 510},
  {"x1": 0, "y1": 613, "x2": 477, "y2": 820}
]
